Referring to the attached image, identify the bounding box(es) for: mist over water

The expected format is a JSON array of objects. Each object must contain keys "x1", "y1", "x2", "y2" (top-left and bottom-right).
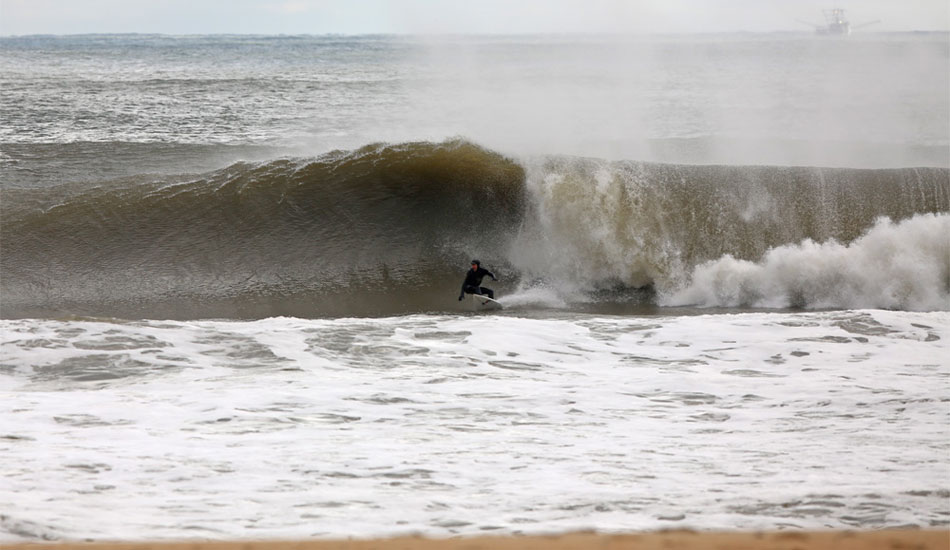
[
  {"x1": 1, "y1": 33, "x2": 948, "y2": 176},
  {"x1": 402, "y1": 34, "x2": 949, "y2": 168}
]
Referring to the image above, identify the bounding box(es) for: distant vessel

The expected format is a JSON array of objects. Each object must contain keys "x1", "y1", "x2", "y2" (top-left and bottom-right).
[
  {"x1": 817, "y1": 8, "x2": 851, "y2": 35},
  {"x1": 798, "y1": 8, "x2": 880, "y2": 36}
]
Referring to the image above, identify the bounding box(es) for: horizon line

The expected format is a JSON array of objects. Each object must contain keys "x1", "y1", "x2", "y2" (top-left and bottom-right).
[{"x1": 2, "y1": 29, "x2": 948, "y2": 38}]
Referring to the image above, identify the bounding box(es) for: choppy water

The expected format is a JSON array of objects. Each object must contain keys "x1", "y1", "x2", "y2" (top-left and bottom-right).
[{"x1": 1, "y1": 33, "x2": 948, "y2": 542}]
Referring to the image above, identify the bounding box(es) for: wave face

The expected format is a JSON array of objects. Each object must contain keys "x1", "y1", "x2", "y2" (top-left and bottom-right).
[
  {"x1": 1, "y1": 140, "x2": 525, "y2": 318},
  {"x1": 2, "y1": 140, "x2": 948, "y2": 318}
]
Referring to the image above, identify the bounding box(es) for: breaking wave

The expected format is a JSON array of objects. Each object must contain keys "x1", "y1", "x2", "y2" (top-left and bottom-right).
[
  {"x1": 664, "y1": 214, "x2": 950, "y2": 310},
  {"x1": 1, "y1": 139, "x2": 947, "y2": 318}
]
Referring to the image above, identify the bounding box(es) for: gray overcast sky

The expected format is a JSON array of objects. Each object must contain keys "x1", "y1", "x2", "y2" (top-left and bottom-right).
[{"x1": 1, "y1": 0, "x2": 948, "y2": 35}]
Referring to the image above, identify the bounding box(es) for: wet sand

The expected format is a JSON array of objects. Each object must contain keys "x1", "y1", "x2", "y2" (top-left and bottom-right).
[{"x1": 5, "y1": 530, "x2": 948, "y2": 550}]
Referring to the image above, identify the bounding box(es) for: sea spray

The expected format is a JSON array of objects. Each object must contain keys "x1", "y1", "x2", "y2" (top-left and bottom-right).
[
  {"x1": 510, "y1": 155, "x2": 949, "y2": 307},
  {"x1": 663, "y1": 213, "x2": 950, "y2": 311}
]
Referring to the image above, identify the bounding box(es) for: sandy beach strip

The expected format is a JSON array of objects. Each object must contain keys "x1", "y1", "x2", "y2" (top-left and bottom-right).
[{"x1": 4, "y1": 530, "x2": 948, "y2": 550}]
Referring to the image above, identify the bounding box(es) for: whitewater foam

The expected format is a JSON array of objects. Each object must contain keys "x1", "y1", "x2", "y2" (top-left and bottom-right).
[
  {"x1": 664, "y1": 213, "x2": 950, "y2": 311},
  {"x1": 495, "y1": 286, "x2": 569, "y2": 309},
  {"x1": 2, "y1": 310, "x2": 947, "y2": 541}
]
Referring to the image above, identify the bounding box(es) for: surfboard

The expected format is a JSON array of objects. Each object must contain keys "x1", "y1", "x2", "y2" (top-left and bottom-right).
[{"x1": 472, "y1": 294, "x2": 503, "y2": 310}]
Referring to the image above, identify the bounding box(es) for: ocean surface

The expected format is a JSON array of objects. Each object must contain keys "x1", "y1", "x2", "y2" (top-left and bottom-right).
[{"x1": 1, "y1": 33, "x2": 948, "y2": 542}]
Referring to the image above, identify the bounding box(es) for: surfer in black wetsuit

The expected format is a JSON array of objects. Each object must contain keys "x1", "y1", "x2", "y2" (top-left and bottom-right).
[{"x1": 458, "y1": 260, "x2": 498, "y2": 300}]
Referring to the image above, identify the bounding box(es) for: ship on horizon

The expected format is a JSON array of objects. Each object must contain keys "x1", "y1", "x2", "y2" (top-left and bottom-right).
[{"x1": 798, "y1": 8, "x2": 880, "y2": 36}]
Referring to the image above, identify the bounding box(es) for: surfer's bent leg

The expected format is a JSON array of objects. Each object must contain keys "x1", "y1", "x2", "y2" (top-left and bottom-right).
[{"x1": 480, "y1": 287, "x2": 494, "y2": 299}]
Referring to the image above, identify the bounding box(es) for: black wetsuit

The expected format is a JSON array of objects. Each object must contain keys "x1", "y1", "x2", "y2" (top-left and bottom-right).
[{"x1": 459, "y1": 266, "x2": 497, "y2": 300}]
